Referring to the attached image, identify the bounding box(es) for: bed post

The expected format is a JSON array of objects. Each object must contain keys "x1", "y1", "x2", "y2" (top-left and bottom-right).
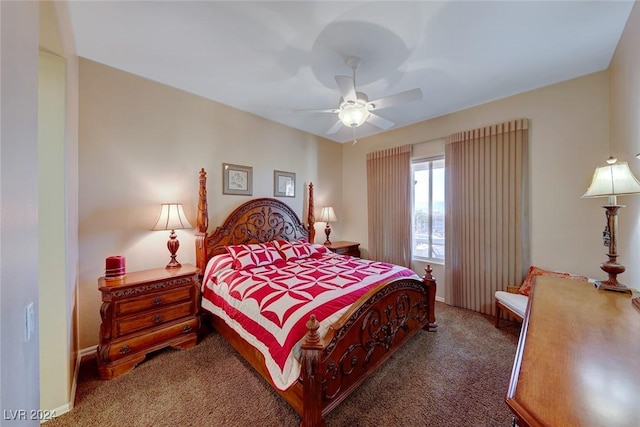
[
  {"x1": 300, "y1": 314, "x2": 324, "y2": 427},
  {"x1": 423, "y1": 265, "x2": 438, "y2": 331},
  {"x1": 307, "y1": 183, "x2": 315, "y2": 244},
  {"x1": 195, "y1": 168, "x2": 209, "y2": 274}
]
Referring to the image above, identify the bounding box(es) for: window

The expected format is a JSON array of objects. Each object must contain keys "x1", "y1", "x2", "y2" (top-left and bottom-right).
[{"x1": 412, "y1": 157, "x2": 445, "y2": 261}]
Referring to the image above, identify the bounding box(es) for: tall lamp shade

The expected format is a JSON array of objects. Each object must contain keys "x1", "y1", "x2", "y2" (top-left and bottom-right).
[
  {"x1": 152, "y1": 203, "x2": 193, "y2": 269},
  {"x1": 582, "y1": 157, "x2": 640, "y2": 291},
  {"x1": 318, "y1": 206, "x2": 337, "y2": 245}
]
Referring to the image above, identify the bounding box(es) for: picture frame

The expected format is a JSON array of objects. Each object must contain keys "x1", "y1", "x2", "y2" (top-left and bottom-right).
[
  {"x1": 223, "y1": 163, "x2": 253, "y2": 196},
  {"x1": 274, "y1": 170, "x2": 295, "y2": 197}
]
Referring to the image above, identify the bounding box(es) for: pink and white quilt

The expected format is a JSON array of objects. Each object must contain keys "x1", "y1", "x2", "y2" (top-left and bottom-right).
[{"x1": 200, "y1": 245, "x2": 419, "y2": 390}]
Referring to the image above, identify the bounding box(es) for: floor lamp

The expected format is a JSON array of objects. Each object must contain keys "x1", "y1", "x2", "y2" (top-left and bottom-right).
[{"x1": 582, "y1": 157, "x2": 640, "y2": 292}]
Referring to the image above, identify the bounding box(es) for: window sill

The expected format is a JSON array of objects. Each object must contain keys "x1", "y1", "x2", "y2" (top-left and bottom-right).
[{"x1": 412, "y1": 258, "x2": 445, "y2": 266}]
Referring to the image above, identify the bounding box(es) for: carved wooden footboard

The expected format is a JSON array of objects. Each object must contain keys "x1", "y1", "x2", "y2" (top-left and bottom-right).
[
  {"x1": 194, "y1": 168, "x2": 437, "y2": 427},
  {"x1": 300, "y1": 271, "x2": 437, "y2": 426}
]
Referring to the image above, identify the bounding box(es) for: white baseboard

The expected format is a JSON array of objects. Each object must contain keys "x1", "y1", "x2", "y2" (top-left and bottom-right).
[
  {"x1": 41, "y1": 402, "x2": 71, "y2": 424},
  {"x1": 79, "y1": 345, "x2": 97, "y2": 359},
  {"x1": 436, "y1": 296, "x2": 445, "y2": 302}
]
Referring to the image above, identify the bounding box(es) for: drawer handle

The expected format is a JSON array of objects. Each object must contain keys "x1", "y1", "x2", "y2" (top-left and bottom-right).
[
  {"x1": 119, "y1": 345, "x2": 131, "y2": 355},
  {"x1": 152, "y1": 296, "x2": 163, "y2": 306},
  {"x1": 153, "y1": 314, "x2": 163, "y2": 324},
  {"x1": 182, "y1": 325, "x2": 192, "y2": 334}
]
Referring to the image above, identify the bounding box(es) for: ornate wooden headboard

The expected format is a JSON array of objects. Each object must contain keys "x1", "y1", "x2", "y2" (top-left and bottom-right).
[{"x1": 195, "y1": 168, "x2": 315, "y2": 273}]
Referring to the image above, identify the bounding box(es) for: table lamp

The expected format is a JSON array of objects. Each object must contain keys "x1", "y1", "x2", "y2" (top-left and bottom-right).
[
  {"x1": 152, "y1": 203, "x2": 193, "y2": 269},
  {"x1": 318, "y1": 206, "x2": 337, "y2": 245},
  {"x1": 582, "y1": 156, "x2": 640, "y2": 291}
]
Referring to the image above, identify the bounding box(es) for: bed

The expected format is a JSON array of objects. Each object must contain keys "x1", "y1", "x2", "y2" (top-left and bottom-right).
[{"x1": 194, "y1": 168, "x2": 437, "y2": 427}]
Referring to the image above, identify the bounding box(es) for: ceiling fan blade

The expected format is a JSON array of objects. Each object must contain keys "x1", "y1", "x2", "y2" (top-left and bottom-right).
[
  {"x1": 367, "y1": 88, "x2": 423, "y2": 111},
  {"x1": 326, "y1": 120, "x2": 344, "y2": 135},
  {"x1": 367, "y1": 113, "x2": 395, "y2": 130},
  {"x1": 295, "y1": 108, "x2": 339, "y2": 114},
  {"x1": 335, "y1": 75, "x2": 356, "y2": 103}
]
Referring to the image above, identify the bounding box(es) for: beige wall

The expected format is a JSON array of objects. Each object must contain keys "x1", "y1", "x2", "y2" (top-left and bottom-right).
[
  {"x1": 38, "y1": 0, "x2": 81, "y2": 415},
  {"x1": 610, "y1": 1, "x2": 640, "y2": 289},
  {"x1": 343, "y1": 71, "x2": 611, "y2": 301},
  {"x1": 1, "y1": 0, "x2": 41, "y2": 419},
  {"x1": 78, "y1": 59, "x2": 342, "y2": 348},
  {"x1": 38, "y1": 49, "x2": 70, "y2": 413}
]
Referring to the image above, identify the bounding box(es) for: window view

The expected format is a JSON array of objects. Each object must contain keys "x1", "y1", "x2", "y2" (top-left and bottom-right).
[{"x1": 412, "y1": 157, "x2": 445, "y2": 261}]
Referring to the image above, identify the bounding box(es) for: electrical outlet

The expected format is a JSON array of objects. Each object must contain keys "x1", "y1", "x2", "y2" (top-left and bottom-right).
[{"x1": 25, "y1": 302, "x2": 35, "y2": 342}]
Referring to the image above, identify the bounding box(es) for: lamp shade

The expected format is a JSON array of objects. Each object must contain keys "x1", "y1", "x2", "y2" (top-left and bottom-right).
[
  {"x1": 152, "y1": 203, "x2": 193, "y2": 231},
  {"x1": 581, "y1": 159, "x2": 640, "y2": 199},
  {"x1": 318, "y1": 206, "x2": 337, "y2": 223},
  {"x1": 338, "y1": 104, "x2": 370, "y2": 127}
]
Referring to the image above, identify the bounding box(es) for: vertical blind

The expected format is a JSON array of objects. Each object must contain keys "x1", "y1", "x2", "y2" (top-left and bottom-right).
[
  {"x1": 366, "y1": 145, "x2": 412, "y2": 267},
  {"x1": 445, "y1": 119, "x2": 530, "y2": 315}
]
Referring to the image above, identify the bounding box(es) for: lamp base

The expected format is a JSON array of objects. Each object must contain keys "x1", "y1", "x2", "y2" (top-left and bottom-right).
[
  {"x1": 166, "y1": 230, "x2": 182, "y2": 269},
  {"x1": 594, "y1": 281, "x2": 633, "y2": 294},
  {"x1": 166, "y1": 260, "x2": 182, "y2": 269},
  {"x1": 324, "y1": 223, "x2": 332, "y2": 246},
  {"x1": 596, "y1": 259, "x2": 630, "y2": 293}
]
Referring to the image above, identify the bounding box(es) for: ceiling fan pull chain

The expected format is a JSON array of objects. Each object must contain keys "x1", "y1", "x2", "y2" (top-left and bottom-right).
[{"x1": 352, "y1": 126, "x2": 358, "y2": 145}]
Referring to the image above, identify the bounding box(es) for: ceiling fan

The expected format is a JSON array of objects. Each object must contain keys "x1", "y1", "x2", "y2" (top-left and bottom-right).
[{"x1": 305, "y1": 57, "x2": 423, "y2": 143}]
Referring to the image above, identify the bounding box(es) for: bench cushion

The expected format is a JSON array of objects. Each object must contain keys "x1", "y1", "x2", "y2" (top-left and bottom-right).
[{"x1": 495, "y1": 290, "x2": 528, "y2": 318}]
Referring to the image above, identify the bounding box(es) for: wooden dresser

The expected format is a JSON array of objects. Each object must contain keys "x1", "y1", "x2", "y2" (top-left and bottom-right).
[
  {"x1": 97, "y1": 264, "x2": 201, "y2": 379},
  {"x1": 506, "y1": 276, "x2": 640, "y2": 426},
  {"x1": 325, "y1": 240, "x2": 361, "y2": 257}
]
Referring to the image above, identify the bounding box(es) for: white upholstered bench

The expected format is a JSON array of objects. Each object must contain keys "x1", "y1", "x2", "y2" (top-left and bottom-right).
[{"x1": 494, "y1": 286, "x2": 528, "y2": 327}]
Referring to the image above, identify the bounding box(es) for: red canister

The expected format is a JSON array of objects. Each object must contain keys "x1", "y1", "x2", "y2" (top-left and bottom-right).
[{"x1": 105, "y1": 255, "x2": 126, "y2": 280}]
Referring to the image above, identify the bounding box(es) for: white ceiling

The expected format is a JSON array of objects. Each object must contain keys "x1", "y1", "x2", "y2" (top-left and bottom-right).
[{"x1": 66, "y1": 1, "x2": 635, "y2": 144}]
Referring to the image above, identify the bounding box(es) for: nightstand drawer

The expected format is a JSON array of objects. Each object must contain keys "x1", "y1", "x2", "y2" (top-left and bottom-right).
[
  {"x1": 101, "y1": 317, "x2": 200, "y2": 363},
  {"x1": 115, "y1": 286, "x2": 192, "y2": 316},
  {"x1": 114, "y1": 301, "x2": 194, "y2": 338}
]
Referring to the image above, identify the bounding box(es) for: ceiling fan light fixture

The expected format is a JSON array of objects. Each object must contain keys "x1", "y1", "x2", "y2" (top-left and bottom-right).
[
  {"x1": 338, "y1": 103, "x2": 370, "y2": 128},
  {"x1": 308, "y1": 57, "x2": 420, "y2": 136}
]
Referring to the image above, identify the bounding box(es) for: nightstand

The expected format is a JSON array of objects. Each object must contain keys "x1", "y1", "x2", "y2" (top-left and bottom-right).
[
  {"x1": 325, "y1": 241, "x2": 361, "y2": 257},
  {"x1": 96, "y1": 264, "x2": 201, "y2": 380}
]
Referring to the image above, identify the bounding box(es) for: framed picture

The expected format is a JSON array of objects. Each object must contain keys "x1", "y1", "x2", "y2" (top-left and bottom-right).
[
  {"x1": 274, "y1": 170, "x2": 295, "y2": 197},
  {"x1": 223, "y1": 163, "x2": 253, "y2": 196}
]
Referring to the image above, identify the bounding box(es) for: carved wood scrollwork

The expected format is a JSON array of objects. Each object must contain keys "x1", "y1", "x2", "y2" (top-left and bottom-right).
[
  {"x1": 110, "y1": 276, "x2": 194, "y2": 298},
  {"x1": 98, "y1": 344, "x2": 111, "y2": 362},
  {"x1": 204, "y1": 198, "x2": 310, "y2": 257},
  {"x1": 229, "y1": 208, "x2": 297, "y2": 243},
  {"x1": 321, "y1": 287, "x2": 429, "y2": 400}
]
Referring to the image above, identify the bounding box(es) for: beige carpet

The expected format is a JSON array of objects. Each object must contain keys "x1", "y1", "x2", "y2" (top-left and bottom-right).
[{"x1": 47, "y1": 302, "x2": 521, "y2": 427}]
